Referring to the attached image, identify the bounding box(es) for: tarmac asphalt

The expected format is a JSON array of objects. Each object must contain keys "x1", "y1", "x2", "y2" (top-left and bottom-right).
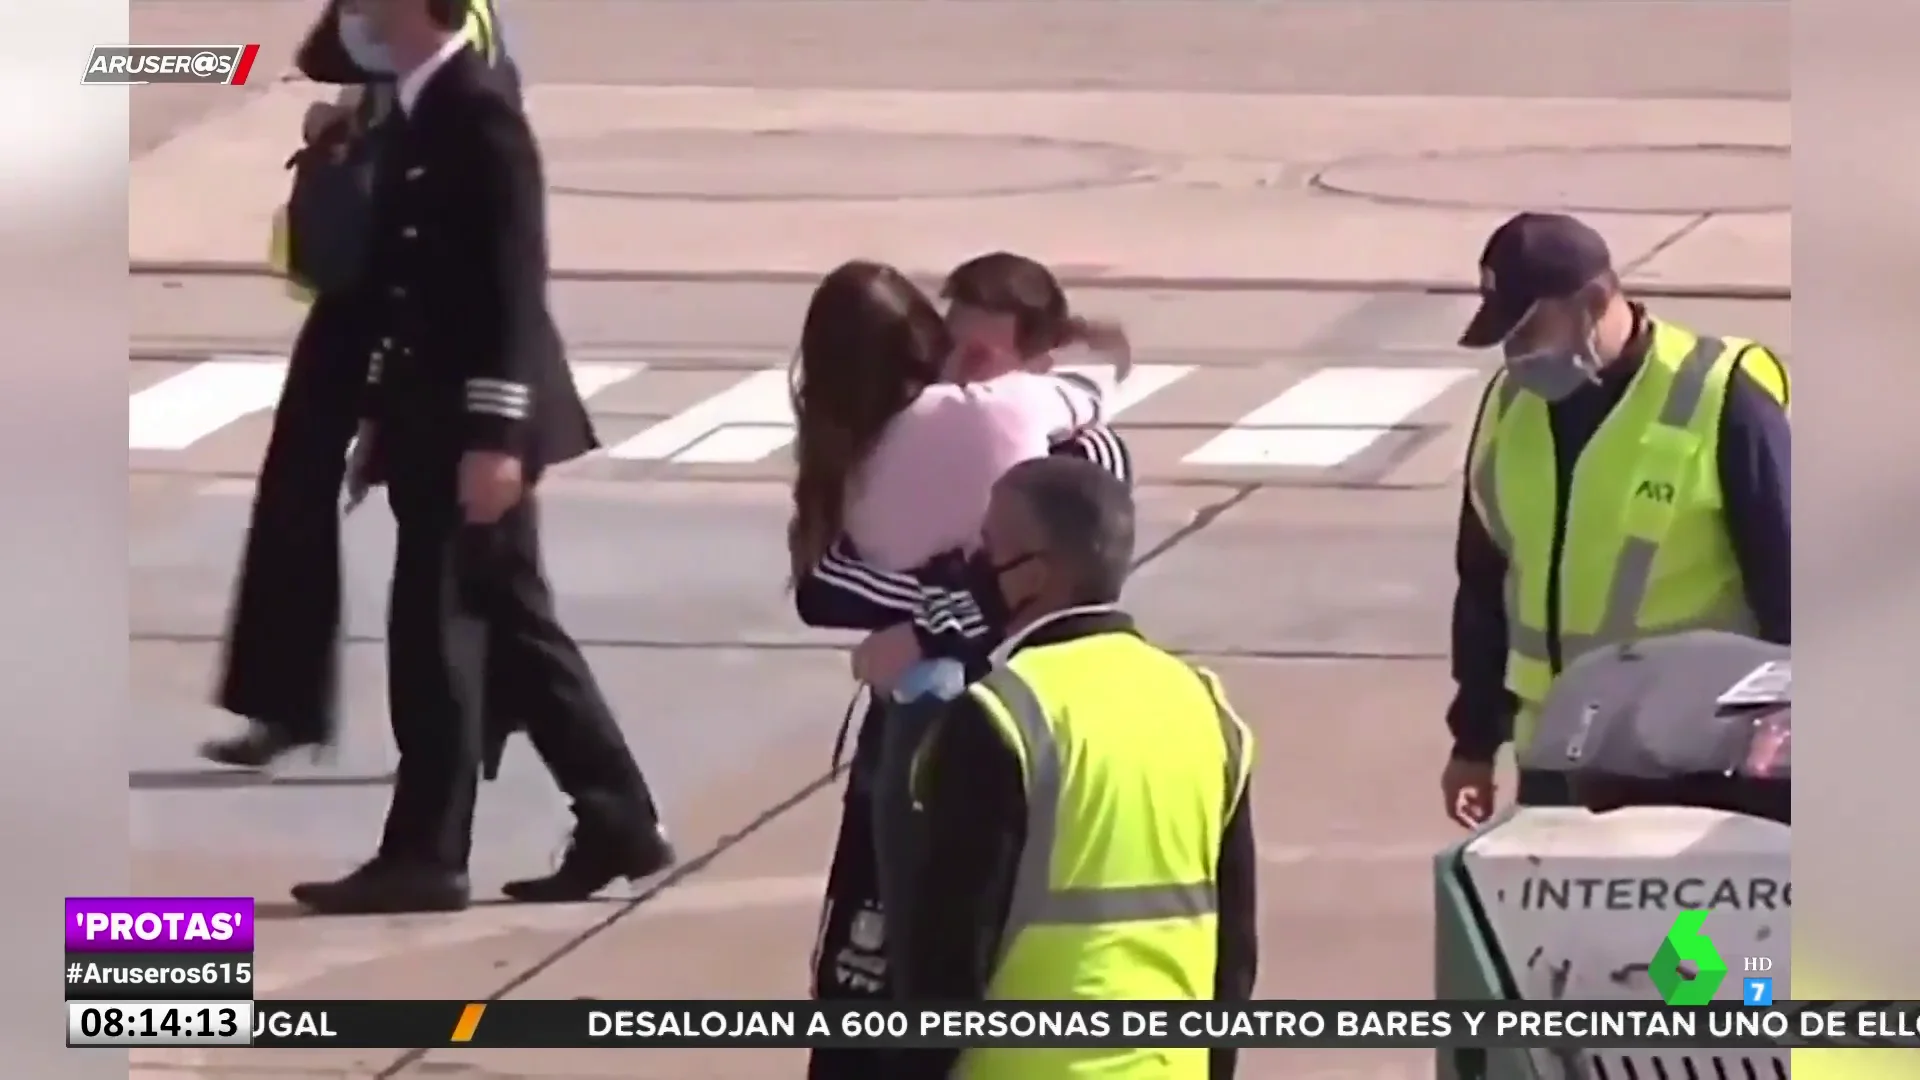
[{"x1": 125, "y1": 2, "x2": 1789, "y2": 1077}]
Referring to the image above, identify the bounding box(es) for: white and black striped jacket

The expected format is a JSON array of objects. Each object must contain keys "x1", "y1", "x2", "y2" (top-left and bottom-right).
[{"x1": 792, "y1": 423, "x2": 1133, "y2": 657}]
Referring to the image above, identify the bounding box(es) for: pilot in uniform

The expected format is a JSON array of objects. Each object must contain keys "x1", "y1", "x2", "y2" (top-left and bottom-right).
[
  {"x1": 1520, "y1": 629, "x2": 1789, "y2": 824},
  {"x1": 288, "y1": 0, "x2": 672, "y2": 914},
  {"x1": 207, "y1": 0, "x2": 520, "y2": 771}
]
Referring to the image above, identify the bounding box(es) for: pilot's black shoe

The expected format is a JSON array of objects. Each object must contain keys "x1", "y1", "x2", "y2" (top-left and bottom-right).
[
  {"x1": 198, "y1": 723, "x2": 323, "y2": 769},
  {"x1": 501, "y1": 825, "x2": 676, "y2": 903},
  {"x1": 290, "y1": 859, "x2": 471, "y2": 915}
]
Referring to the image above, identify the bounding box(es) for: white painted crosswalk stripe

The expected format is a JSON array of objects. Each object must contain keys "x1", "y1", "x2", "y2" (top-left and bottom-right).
[
  {"x1": 129, "y1": 359, "x2": 645, "y2": 452},
  {"x1": 130, "y1": 358, "x2": 289, "y2": 451},
  {"x1": 1182, "y1": 366, "x2": 1477, "y2": 468},
  {"x1": 569, "y1": 362, "x2": 645, "y2": 398},
  {"x1": 1054, "y1": 362, "x2": 1195, "y2": 416},
  {"x1": 605, "y1": 368, "x2": 791, "y2": 462},
  {"x1": 605, "y1": 363, "x2": 1195, "y2": 465},
  {"x1": 129, "y1": 357, "x2": 1498, "y2": 480}
]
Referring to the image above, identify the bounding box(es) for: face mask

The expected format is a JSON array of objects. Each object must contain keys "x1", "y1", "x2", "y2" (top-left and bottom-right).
[
  {"x1": 1503, "y1": 330, "x2": 1601, "y2": 404},
  {"x1": 338, "y1": 11, "x2": 396, "y2": 74},
  {"x1": 965, "y1": 549, "x2": 1042, "y2": 632}
]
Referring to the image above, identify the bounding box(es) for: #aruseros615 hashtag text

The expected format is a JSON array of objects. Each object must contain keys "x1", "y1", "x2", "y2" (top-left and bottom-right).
[{"x1": 66, "y1": 956, "x2": 252, "y2": 999}]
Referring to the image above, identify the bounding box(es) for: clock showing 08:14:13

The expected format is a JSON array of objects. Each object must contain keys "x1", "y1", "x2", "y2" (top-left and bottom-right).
[{"x1": 66, "y1": 1000, "x2": 254, "y2": 1047}]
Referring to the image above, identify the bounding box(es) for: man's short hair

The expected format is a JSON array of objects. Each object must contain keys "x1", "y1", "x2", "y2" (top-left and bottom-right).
[
  {"x1": 941, "y1": 252, "x2": 1072, "y2": 356},
  {"x1": 1000, "y1": 457, "x2": 1134, "y2": 603}
]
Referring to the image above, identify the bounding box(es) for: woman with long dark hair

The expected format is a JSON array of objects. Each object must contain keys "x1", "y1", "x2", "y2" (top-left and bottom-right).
[
  {"x1": 791, "y1": 255, "x2": 1134, "y2": 1023},
  {"x1": 788, "y1": 262, "x2": 1104, "y2": 587},
  {"x1": 790, "y1": 260, "x2": 1108, "y2": 1080},
  {"x1": 796, "y1": 252, "x2": 1135, "y2": 679},
  {"x1": 203, "y1": 0, "x2": 519, "y2": 767}
]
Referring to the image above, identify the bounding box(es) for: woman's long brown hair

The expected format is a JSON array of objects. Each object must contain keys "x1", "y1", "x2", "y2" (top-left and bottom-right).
[{"x1": 787, "y1": 261, "x2": 949, "y2": 584}]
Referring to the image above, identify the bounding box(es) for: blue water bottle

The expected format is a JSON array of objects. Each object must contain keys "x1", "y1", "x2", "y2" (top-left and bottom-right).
[
  {"x1": 875, "y1": 656, "x2": 965, "y2": 992},
  {"x1": 890, "y1": 658, "x2": 967, "y2": 703}
]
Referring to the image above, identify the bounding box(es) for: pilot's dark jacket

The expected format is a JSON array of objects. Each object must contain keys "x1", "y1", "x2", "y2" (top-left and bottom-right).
[
  {"x1": 358, "y1": 40, "x2": 659, "y2": 871},
  {"x1": 356, "y1": 47, "x2": 592, "y2": 474},
  {"x1": 214, "y1": 0, "x2": 522, "y2": 760}
]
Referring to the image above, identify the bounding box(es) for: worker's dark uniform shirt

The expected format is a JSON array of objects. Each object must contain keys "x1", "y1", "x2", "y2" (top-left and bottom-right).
[
  {"x1": 1448, "y1": 306, "x2": 1791, "y2": 762},
  {"x1": 898, "y1": 610, "x2": 1259, "y2": 1080}
]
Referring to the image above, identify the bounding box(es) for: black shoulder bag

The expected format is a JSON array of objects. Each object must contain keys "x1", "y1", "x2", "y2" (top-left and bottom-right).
[{"x1": 282, "y1": 91, "x2": 392, "y2": 295}]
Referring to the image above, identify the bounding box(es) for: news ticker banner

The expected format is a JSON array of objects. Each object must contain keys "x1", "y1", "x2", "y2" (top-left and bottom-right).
[
  {"x1": 62, "y1": 999, "x2": 1920, "y2": 1050},
  {"x1": 64, "y1": 897, "x2": 252, "y2": 1002}
]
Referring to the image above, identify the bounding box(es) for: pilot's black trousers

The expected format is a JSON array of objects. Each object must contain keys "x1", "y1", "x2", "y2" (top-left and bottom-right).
[{"x1": 376, "y1": 452, "x2": 660, "y2": 871}]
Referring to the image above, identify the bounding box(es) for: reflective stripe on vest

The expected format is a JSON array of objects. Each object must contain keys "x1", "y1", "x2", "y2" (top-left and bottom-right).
[
  {"x1": 971, "y1": 664, "x2": 1249, "y2": 963},
  {"x1": 1470, "y1": 333, "x2": 1754, "y2": 700}
]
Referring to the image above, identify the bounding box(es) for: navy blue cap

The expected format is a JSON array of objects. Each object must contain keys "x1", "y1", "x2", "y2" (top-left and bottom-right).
[{"x1": 1458, "y1": 212, "x2": 1615, "y2": 348}]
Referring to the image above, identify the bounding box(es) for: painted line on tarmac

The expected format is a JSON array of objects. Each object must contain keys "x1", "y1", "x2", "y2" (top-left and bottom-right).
[
  {"x1": 235, "y1": 842, "x2": 1441, "y2": 994},
  {"x1": 548, "y1": 842, "x2": 1445, "y2": 921},
  {"x1": 1261, "y1": 840, "x2": 1445, "y2": 865},
  {"x1": 134, "y1": 845, "x2": 1442, "y2": 1071}
]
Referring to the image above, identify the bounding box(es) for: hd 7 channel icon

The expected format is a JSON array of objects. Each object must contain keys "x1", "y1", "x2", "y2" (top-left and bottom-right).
[{"x1": 1651, "y1": 911, "x2": 1779, "y2": 1007}]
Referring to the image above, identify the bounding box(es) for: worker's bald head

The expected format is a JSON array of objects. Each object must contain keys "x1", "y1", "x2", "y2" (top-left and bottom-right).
[{"x1": 983, "y1": 457, "x2": 1135, "y2": 615}]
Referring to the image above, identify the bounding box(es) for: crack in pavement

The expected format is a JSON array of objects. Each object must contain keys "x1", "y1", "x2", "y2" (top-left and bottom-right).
[
  {"x1": 134, "y1": 1066, "x2": 667, "y2": 1080},
  {"x1": 132, "y1": 631, "x2": 1445, "y2": 661},
  {"x1": 130, "y1": 467, "x2": 1466, "y2": 492},
  {"x1": 135, "y1": 468, "x2": 1440, "y2": 1068},
  {"x1": 133, "y1": 477, "x2": 1440, "y2": 792},
  {"x1": 140, "y1": 480, "x2": 1458, "y2": 666},
  {"x1": 128, "y1": 260, "x2": 1790, "y2": 301},
  {"x1": 141, "y1": 1054, "x2": 1437, "y2": 1079},
  {"x1": 371, "y1": 767, "x2": 845, "y2": 1077},
  {"x1": 1618, "y1": 211, "x2": 1714, "y2": 278}
]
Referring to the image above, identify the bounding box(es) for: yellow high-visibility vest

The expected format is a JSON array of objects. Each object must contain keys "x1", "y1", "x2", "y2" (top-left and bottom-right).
[
  {"x1": 918, "y1": 631, "x2": 1253, "y2": 1080},
  {"x1": 1466, "y1": 319, "x2": 1790, "y2": 751},
  {"x1": 271, "y1": 0, "x2": 503, "y2": 304}
]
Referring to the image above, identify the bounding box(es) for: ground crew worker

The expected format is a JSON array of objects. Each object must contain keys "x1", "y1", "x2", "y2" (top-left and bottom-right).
[
  {"x1": 899, "y1": 457, "x2": 1259, "y2": 1080},
  {"x1": 1442, "y1": 212, "x2": 1790, "y2": 823}
]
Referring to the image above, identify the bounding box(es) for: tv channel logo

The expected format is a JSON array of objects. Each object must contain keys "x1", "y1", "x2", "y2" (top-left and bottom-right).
[
  {"x1": 1650, "y1": 911, "x2": 1729, "y2": 1005},
  {"x1": 1744, "y1": 977, "x2": 1774, "y2": 1006}
]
